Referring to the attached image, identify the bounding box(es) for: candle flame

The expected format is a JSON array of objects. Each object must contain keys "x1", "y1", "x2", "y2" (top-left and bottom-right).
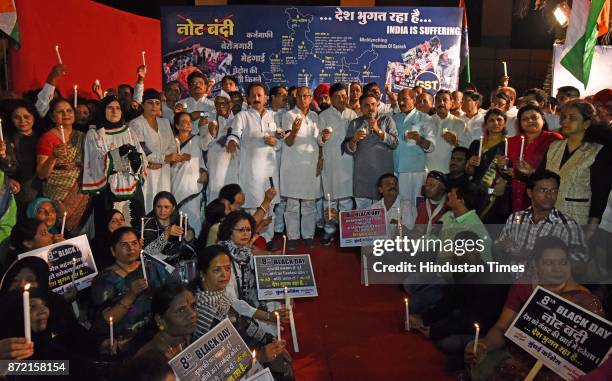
[
  {"x1": 109, "y1": 316, "x2": 113, "y2": 323},
  {"x1": 404, "y1": 297, "x2": 408, "y2": 304},
  {"x1": 274, "y1": 311, "x2": 279, "y2": 317},
  {"x1": 252, "y1": 349, "x2": 256, "y2": 359},
  {"x1": 74, "y1": 85, "x2": 77, "y2": 90},
  {"x1": 474, "y1": 323, "x2": 479, "y2": 329},
  {"x1": 72, "y1": 257, "x2": 76, "y2": 264},
  {"x1": 24, "y1": 283, "x2": 30, "y2": 291}
]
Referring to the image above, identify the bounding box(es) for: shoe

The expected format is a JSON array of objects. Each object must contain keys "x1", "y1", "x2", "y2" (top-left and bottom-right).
[
  {"x1": 287, "y1": 239, "x2": 300, "y2": 250},
  {"x1": 304, "y1": 238, "x2": 315, "y2": 248},
  {"x1": 321, "y1": 234, "x2": 334, "y2": 246}
]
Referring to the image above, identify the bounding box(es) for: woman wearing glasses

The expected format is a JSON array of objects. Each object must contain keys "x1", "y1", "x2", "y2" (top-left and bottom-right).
[
  {"x1": 501, "y1": 104, "x2": 562, "y2": 212},
  {"x1": 129, "y1": 89, "x2": 184, "y2": 214}
]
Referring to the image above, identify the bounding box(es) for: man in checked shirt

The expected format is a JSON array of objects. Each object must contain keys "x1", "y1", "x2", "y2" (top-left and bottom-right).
[{"x1": 495, "y1": 170, "x2": 588, "y2": 280}]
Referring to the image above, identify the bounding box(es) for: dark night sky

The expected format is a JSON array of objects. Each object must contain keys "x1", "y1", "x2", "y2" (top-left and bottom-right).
[{"x1": 93, "y1": 0, "x2": 555, "y2": 49}]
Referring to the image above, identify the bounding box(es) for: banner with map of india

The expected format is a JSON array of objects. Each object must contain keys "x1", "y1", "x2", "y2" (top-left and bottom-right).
[{"x1": 161, "y1": 6, "x2": 463, "y2": 95}]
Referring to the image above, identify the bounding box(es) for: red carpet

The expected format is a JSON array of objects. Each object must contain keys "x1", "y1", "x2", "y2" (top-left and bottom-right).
[{"x1": 281, "y1": 240, "x2": 457, "y2": 381}]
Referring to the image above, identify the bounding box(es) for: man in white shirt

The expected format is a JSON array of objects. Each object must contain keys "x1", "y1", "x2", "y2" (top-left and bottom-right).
[
  {"x1": 178, "y1": 71, "x2": 215, "y2": 135},
  {"x1": 281, "y1": 87, "x2": 320, "y2": 248},
  {"x1": 227, "y1": 83, "x2": 281, "y2": 243},
  {"x1": 460, "y1": 91, "x2": 486, "y2": 142},
  {"x1": 268, "y1": 86, "x2": 290, "y2": 237},
  {"x1": 426, "y1": 90, "x2": 469, "y2": 173},
  {"x1": 370, "y1": 173, "x2": 417, "y2": 238}
]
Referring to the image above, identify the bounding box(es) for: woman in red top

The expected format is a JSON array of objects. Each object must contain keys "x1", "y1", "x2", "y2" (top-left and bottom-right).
[
  {"x1": 504, "y1": 104, "x2": 562, "y2": 212},
  {"x1": 35, "y1": 98, "x2": 89, "y2": 234}
]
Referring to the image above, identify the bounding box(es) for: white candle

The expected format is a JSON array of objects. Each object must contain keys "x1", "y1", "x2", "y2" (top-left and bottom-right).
[
  {"x1": 128, "y1": 128, "x2": 134, "y2": 146},
  {"x1": 60, "y1": 211, "x2": 67, "y2": 236},
  {"x1": 404, "y1": 297, "x2": 410, "y2": 331},
  {"x1": 141, "y1": 51, "x2": 146, "y2": 67},
  {"x1": 282, "y1": 235, "x2": 287, "y2": 255},
  {"x1": 176, "y1": 138, "x2": 181, "y2": 154},
  {"x1": 0, "y1": 118, "x2": 4, "y2": 141},
  {"x1": 275, "y1": 311, "x2": 281, "y2": 339},
  {"x1": 23, "y1": 283, "x2": 31, "y2": 342},
  {"x1": 183, "y1": 214, "x2": 188, "y2": 240},
  {"x1": 59, "y1": 125, "x2": 66, "y2": 144},
  {"x1": 140, "y1": 250, "x2": 148, "y2": 283},
  {"x1": 73, "y1": 85, "x2": 78, "y2": 108},
  {"x1": 288, "y1": 307, "x2": 299, "y2": 352},
  {"x1": 140, "y1": 217, "x2": 144, "y2": 240},
  {"x1": 94, "y1": 79, "x2": 100, "y2": 86},
  {"x1": 478, "y1": 136, "x2": 483, "y2": 157},
  {"x1": 179, "y1": 212, "x2": 183, "y2": 242},
  {"x1": 502, "y1": 61, "x2": 507, "y2": 77},
  {"x1": 284, "y1": 286, "x2": 290, "y2": 310},
  {"x1": 71, "y1": 257, "x2": 77, "y2": 284},
  {"x1": 109, "y1": 316, "x2": 114, "y2": 353},
  {"x1": 504, "y1": 137, "x2": 508, "y2": 157},
  {"x1": 397, "y1": 206, "x2": 402, "y2": 237},
  {"x1": 326, "y1": 193, "x2": 331, "y2": 220},
  {"x1": 473, "y1": 323, "x2": 480, "y2": 353},
  {"x1": 251, "y1": 349, "x2": 256, "y2": 368},
  {"x1": 519, "y1": 135, "x2": 525, "y2": 161},
  {"x1": 55, "y1": 45, "x2": 62, "y2": 64}
]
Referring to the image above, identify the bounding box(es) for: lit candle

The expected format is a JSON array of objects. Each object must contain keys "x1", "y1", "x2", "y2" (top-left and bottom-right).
[
  {"x1": 55, "y1": 45, "x2": 62, "y2": 64},
  {"x1": 73, "y1": 85, "x2": 78, "y2": 108},
  {"x1": 0, "y1": 118, "x2": 4, "y2": 141},
  {"x1": 502, "y1": 61, "x2": 507, "y2": 77},
  {"x1": 140, "y1": 217, "x2": 144, "y2": 240},
  {"x1": 109, "y1": 316, "x2": 114, "y2": 353},
  {"x1": 59, "y1": 125, "x2": 66, "y2": 144},
  {"x1": 60, "y1": 211, "x2": 67, "y2": 236},
  {"x1": 519, "y1": 135, "x2": 525, "y2": 161},
  {"x1": 404, "y1": 297, "x2": 410, "y2": 331},
  {"x1": 282, "y1": 235, "x2": 287, "y2": 255},
  {"x1": 23, "y1": 283, "x2": 31, "y2": 342},
  {"x1": 284, "y1": 286, "x2": 290, "y2": 311},
  {"x1": 176, "y1": 138, "x2": 181, "y2": 154},
  {"x1": 504, "y1": 137, "x2": 508, "y2": 157},
  {"x1": 473, "y1": 323, "x2": 480, "y2": 353},
  {"x1": 141, "y1": 51, "x2": 146, "y2": 67},
  {"x1": 71, "y1": 257, "x2": 77, "y2": 284},
  {"x1": 326, "y1": 193, "x2": 331, "y2": 220},
  {"x1": 275, "y1": 311, "x2": 281, "y2": 339},
  {"x1": 478, "y1": 136, "x2": 483, "y2": 157},
  {"x1": 251, "y1": 349, "x2": 256, "y2": 368},
  {"x1": 140, "y1": 250, "x2": 148, "y2": 283},
  {"x1": 94, "y1": 79, "x2": 100, "y2": 86},
  {"x1": 127, "y1": 128, "x2": 135, "y2": 146}
]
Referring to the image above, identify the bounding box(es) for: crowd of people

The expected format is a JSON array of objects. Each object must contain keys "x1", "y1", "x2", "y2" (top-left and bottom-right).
[{"x1": 0, "y1": 59, "x2": 610, "y2": 380}]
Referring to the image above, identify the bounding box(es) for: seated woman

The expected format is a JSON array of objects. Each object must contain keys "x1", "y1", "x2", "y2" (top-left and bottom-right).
[
  {"x1": 90, "y1": 209, "x2": 128, "y2": 271},
  {"x1": 464, "y1": 236, "x2": 605, "y2": 381},
  {"x1": 194, "y1": 245, "x2": 293, "y2": 380},
  {"x1": 136, "y1": 282, "x2": 196, "y2": 360},
  {"x1": 25, "y1": 197, "x2": 65, "y2": 239},
  {"x1": 197, "y1": 198, "x2": 228, "y2": 248},
  {"x1": 91, "y1": 226, "x2": 173, "y2": 356},
  {"x1": 0, "y1": 256, "x2": 106, "y2": 358},
  {"x1": 0, "y1": 288, "x2": 93, "y2": 379},
  {"x1": 143, "y1": 191, "x2": 195, "y2": 265}
]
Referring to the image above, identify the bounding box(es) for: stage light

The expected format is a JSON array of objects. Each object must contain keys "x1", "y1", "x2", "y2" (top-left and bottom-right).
[{"x1": 553, "y1": 1, "x2": 571, "y2": 28}]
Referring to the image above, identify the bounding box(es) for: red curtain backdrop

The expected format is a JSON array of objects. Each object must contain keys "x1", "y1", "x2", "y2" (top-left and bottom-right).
[{"x1": 10, "y1": 0, "x2": 162, "y2": 98}]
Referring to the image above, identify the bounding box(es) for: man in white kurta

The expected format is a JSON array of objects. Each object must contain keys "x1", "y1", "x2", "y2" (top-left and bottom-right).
[
  {"x1": 201, "y1": 95, "x2": 239, "y2": 202},
  {"x1": 281, "y1": 87, "x2": 320, "y2": 246},
  {"x1": 227, "y1": 83, "x2": 281, "y2": 242},
  {"x1": 318, "y1": 83, "x2": 357, "y2": 212},
  {"x1": 460, "y1": 91, "x2": 486, "y2": 142},
  {"x1": 426, "y1": 90, "x2": 469, "y2": 173},
  {"x1": 268, "y1": 86, "x2": 290, "y2": 236}
]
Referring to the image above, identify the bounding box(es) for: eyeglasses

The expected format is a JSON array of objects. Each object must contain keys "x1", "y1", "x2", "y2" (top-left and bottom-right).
[
  {"x1": 534, "y1": 187, "x2": 559, "y2": 194},
  {"x1": 233, "y1": 227, "x2": 252, "y2": 233},
  {"x1": 145, "y1": 100, "x2": 161, "y2": 105}
]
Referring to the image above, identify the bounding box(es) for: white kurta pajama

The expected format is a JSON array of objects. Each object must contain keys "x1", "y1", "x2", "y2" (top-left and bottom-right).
[
  {"x1": 201, "y1": 113, "x2": 240, "y2": 203},
  {"x1": 129, "y1": 115, "x2": 176, "y2": 213},
  {"x1": 229, "y1": 108, "x2": 281, "y2": 241},
  {"x1": 281, "y1": 108, "x2": 320, "y2": 240},
  {"x1": 171, "y1": 135, "x2": 206, "y2": 237},
  {"x1": 425, "y1": 113, "x2": 469, "y2": 173},
  {"x1": 318, "y1": 106, "x2": 357, "y2": 211}
]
